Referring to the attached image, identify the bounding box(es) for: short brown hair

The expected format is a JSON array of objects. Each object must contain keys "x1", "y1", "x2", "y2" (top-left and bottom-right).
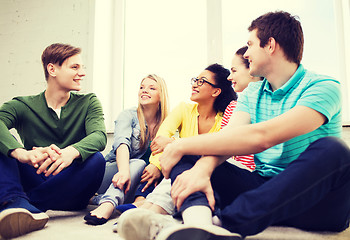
[
  {"x1": 41, "y1": 43, "x2": 81, "y2": 80},
  {"x1": 248, "y1": 11, "x2": 304, "y2": 65}
]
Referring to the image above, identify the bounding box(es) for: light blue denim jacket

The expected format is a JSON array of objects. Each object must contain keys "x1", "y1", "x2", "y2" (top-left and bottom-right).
[{"x1": 105, "y1": 107, "x2": 149, "y2": 162}]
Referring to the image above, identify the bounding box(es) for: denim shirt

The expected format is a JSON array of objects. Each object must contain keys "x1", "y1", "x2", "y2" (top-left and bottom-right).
[{"x1": 105, "y1": 107, "x2": 149, "y2": 162}]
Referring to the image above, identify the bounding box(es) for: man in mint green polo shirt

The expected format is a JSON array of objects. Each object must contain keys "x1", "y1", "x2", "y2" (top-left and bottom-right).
[
  {"x1": 0, "y1": 43, "x2": 107, "y2": 239},
  {"x1": 116, "y1": 11, "x2": 350, "y2": 240}
]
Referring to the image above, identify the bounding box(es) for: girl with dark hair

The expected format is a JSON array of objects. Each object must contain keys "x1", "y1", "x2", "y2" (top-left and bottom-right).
[
  {"x1": 205, "y1": 63, "x2": 237, "y2": 113},
  {"x1": 222, "y1": 46, "x2": 263, "y2": 171}
]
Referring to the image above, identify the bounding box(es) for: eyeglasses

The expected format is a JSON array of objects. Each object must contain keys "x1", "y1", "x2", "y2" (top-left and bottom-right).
[{"x1": 191, "y1": 77, "x2": 218, "y2": 87}]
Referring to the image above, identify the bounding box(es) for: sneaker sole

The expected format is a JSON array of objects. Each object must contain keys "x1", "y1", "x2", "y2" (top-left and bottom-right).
[
  {"x1": 0, "y1": 208, "x2": 49, "y2": 239},
  {"x1": 158, "y1": 225, "x2": 242, "y2": 240},
  {"x1": 117, "y1": 208, "x2": 179, "y2": 240}
]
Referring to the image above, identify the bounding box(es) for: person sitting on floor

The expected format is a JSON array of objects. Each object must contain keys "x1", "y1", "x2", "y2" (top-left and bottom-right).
[
  {"x1": 221, "y1": 45, "x2": 263, "y2": 171},
  {"x1": 0, "y1": 43, "x2": 107, "y2": 239},
  {"x1": 84, "y1": 74, "x2": 169, "y2": 225}
]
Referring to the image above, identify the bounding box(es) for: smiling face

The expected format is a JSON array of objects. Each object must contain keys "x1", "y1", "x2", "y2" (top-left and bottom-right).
[
  {"x1": 52, "y1": 54, "x2": 85, "y2": 92},
  {"x1": 244, "y1": 29, "x2": 270, "y2": 78},
  {"x1": 227, "y1": 54, "x2": 254, "y2": 92},
  {"x1": 138, "y1": 77, "x2": 161, "y2": 107},
  {"x1": 190, "y1": 70, "x2": 218, "y2": 103}
]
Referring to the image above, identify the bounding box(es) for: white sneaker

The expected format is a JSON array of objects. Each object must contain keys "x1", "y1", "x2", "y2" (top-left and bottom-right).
[
  {"x1": 156, "y1": 224, "x2": 242, "y2": 240},
  {"x1": 0, "y1": 208, "x2": 49, "y2": 239},
  {"x1": 116, "y1": 208, "x2": 180, "y2": 240}
]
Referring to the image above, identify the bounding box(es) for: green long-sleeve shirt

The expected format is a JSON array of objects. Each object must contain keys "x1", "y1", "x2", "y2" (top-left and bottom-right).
[{"x1": 0, "y1": 91, "x2": 107, "y2": 161}]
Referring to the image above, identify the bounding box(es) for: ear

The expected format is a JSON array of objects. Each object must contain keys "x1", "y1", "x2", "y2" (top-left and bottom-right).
[
  {"x1": 212, "y1": 88, "x2": 221, "y2": 98},
  {"x1": 47, "y1": 63, "x2": 56, "y2": 77},
  {"x1": 267, "y1": 37, "x2": 277, "y2": 54}
]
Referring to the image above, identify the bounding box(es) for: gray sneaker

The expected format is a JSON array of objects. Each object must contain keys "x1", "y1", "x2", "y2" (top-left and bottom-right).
[
  {"x1": 116, "y1": 208, "x2": 180, "y2": 240},
  {"x1": 0, "y1": 208, "x2": 49, "y2": 239},
  {"x1": 156, "y1": 224, "x2": 242, "y2": 240}
]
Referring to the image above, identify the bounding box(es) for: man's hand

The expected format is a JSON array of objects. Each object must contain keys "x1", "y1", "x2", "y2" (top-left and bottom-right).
[
  {"x1": 31, "y1": 144, "x2": 62, "y2": 168},
  {"x1": 150, "y1": 136, "x2": 174, "y2": 155},
  {"x1": 10, "y1": 147, "x2": 51, "y2": 168},
  {"x1": 160, "y1": 140, "x2": 185, "y2": 179},
  {"x1": 171, "y1": 165, "x2": 215, "y2": 211},
  {"x1": 112, "y1": 170, "x2": 131, "y2": 194},
  {"x1": 36, "y1": 145, "x2": 80, "y2": 176},
  {"x1": 140, "y1": 164, "x2": 161, "y2": 192}
]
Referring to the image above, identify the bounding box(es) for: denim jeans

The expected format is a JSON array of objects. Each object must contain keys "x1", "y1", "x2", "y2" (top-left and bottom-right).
[
  {"x1": 0, "y1": 152, "x2": 106, "y2": 212},
  {"x1": 97, "y1": 158, "x2": 146, "y2": 206},
  {"x1": 170, "y1": 137, "x2": 350, "y2": 237}
]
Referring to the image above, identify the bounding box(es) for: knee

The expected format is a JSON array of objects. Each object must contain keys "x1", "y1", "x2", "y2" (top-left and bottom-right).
[
  {"x1": 170, "y1": 155, "x2": 201, "y2": 182},
  {"x1": 312, "y1": 137, "x2": 350, "y2": 168},
  {"x1": 84, "y1": 152, "x2": 106, "y2": 174},
  {"x1": 129, "y1": 159, "x2": 147, "y2": 178},
  {"x1": 130, "y1": 159, "x2": 146, "y2": 170},
  {"x1": 316, "y1": 137, "x2": 350, "y2": 157}
]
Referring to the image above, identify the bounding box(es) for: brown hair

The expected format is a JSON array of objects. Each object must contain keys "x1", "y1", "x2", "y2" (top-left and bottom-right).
[
  {"x1": 41, "y1": 43, "x2": 81, "y2": 80},
  {"x1": 248, "y1": 11, "x2": 304, "y2": 65}
]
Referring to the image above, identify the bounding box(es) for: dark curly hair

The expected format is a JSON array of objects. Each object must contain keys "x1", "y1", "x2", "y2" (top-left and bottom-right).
[{"x1": 205, "y1": 63, "x2": 237, "y2": 113}]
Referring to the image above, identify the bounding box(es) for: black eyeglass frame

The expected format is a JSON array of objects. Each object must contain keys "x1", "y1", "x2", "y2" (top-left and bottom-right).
[{"x1": 191, "y1": 77, "x2": 218, "y2": 88}]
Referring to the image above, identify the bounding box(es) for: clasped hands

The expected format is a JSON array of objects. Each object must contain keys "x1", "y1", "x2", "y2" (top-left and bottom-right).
[{"x1": 11, "y1": 144, "x2": 79, "y2": 177}]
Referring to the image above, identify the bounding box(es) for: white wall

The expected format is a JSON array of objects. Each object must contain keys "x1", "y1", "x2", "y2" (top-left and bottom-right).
[
  {"x1": 1, "y1": 0, "x2": 350, "y2": 130},
  {"x1": 0, "y1": 0, "x2": 95, "y2": 105}
]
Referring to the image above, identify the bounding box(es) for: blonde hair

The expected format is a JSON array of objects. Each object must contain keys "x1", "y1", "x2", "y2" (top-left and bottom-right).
[{"x1": 137, "y1": 74, "x2": 169, "y2": 150}]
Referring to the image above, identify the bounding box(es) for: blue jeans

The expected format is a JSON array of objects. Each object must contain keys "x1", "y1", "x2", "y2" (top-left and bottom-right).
[
  {"x1": 0, "y1": 152, "x2": 105, "y2": 211},
  {"x1": 134, "y1": 178, "x2": 158, "y2": 199},
  {"x1": 170, "y1": 137, "x2": 350, "y2": 237},
  {"x1": 97, "y1": 158, "x2": 146, "y2": 206}
]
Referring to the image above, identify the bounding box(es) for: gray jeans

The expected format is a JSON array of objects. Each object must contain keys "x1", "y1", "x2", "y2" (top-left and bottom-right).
[{"x1": 96, "y1": 159, "x2": 146, "y2": 207}]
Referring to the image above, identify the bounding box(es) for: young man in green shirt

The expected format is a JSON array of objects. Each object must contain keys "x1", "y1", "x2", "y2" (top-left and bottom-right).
[{"x1": 0, "y1": 43, "x2": 107, "y2": 239}]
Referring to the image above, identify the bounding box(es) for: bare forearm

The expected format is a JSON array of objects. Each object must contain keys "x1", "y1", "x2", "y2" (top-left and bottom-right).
[
  {"x1": 64, "y1": 146, "x2": 80, "y2": 159},
  {"x1": 176, "y1": 105, "x2": 327, "y2": 158},
  {"x1": 116, "y1": 144, "x2": 130, "y2": 173},
  {"x1": 10, "y1": 148, "x2": 26, "y2": 159},
  {"x1": 175, "y1": 124, "x2": 266, "y2": 158}
]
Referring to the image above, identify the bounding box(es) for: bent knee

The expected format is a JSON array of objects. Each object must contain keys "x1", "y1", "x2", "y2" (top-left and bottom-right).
[
  {"x1": 84, "y1": 152, "x2": 106, "y2": 171},
  {"x1": 129, "y1": 158, "x2": 147, "y2": 169},
  {"x1": 316, "y1": 137, "x2": 350, "y2": 156}
]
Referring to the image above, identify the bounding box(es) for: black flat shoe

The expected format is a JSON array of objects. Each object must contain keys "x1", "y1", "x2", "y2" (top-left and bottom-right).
[{"x1": 84, "y1": 213, "x2": 108, "y2": 225}]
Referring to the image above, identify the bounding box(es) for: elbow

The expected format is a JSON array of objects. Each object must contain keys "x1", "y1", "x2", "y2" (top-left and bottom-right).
[{"x1": 97, "y1": 131, "x2": 107, "y2": 151}]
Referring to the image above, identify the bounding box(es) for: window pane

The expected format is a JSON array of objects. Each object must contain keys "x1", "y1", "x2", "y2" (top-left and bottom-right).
[
  {"x1": 123, "y1": 0, "x2": 207, "y2": 110},
  {"x1": 222, "y1": 0, "x2": 338, "y2": 77}
]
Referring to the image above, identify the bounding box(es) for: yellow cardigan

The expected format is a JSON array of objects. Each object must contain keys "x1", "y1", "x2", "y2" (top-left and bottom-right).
[{"x1": 150, "y1": 102, "x2": 223, "y2": 170}]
